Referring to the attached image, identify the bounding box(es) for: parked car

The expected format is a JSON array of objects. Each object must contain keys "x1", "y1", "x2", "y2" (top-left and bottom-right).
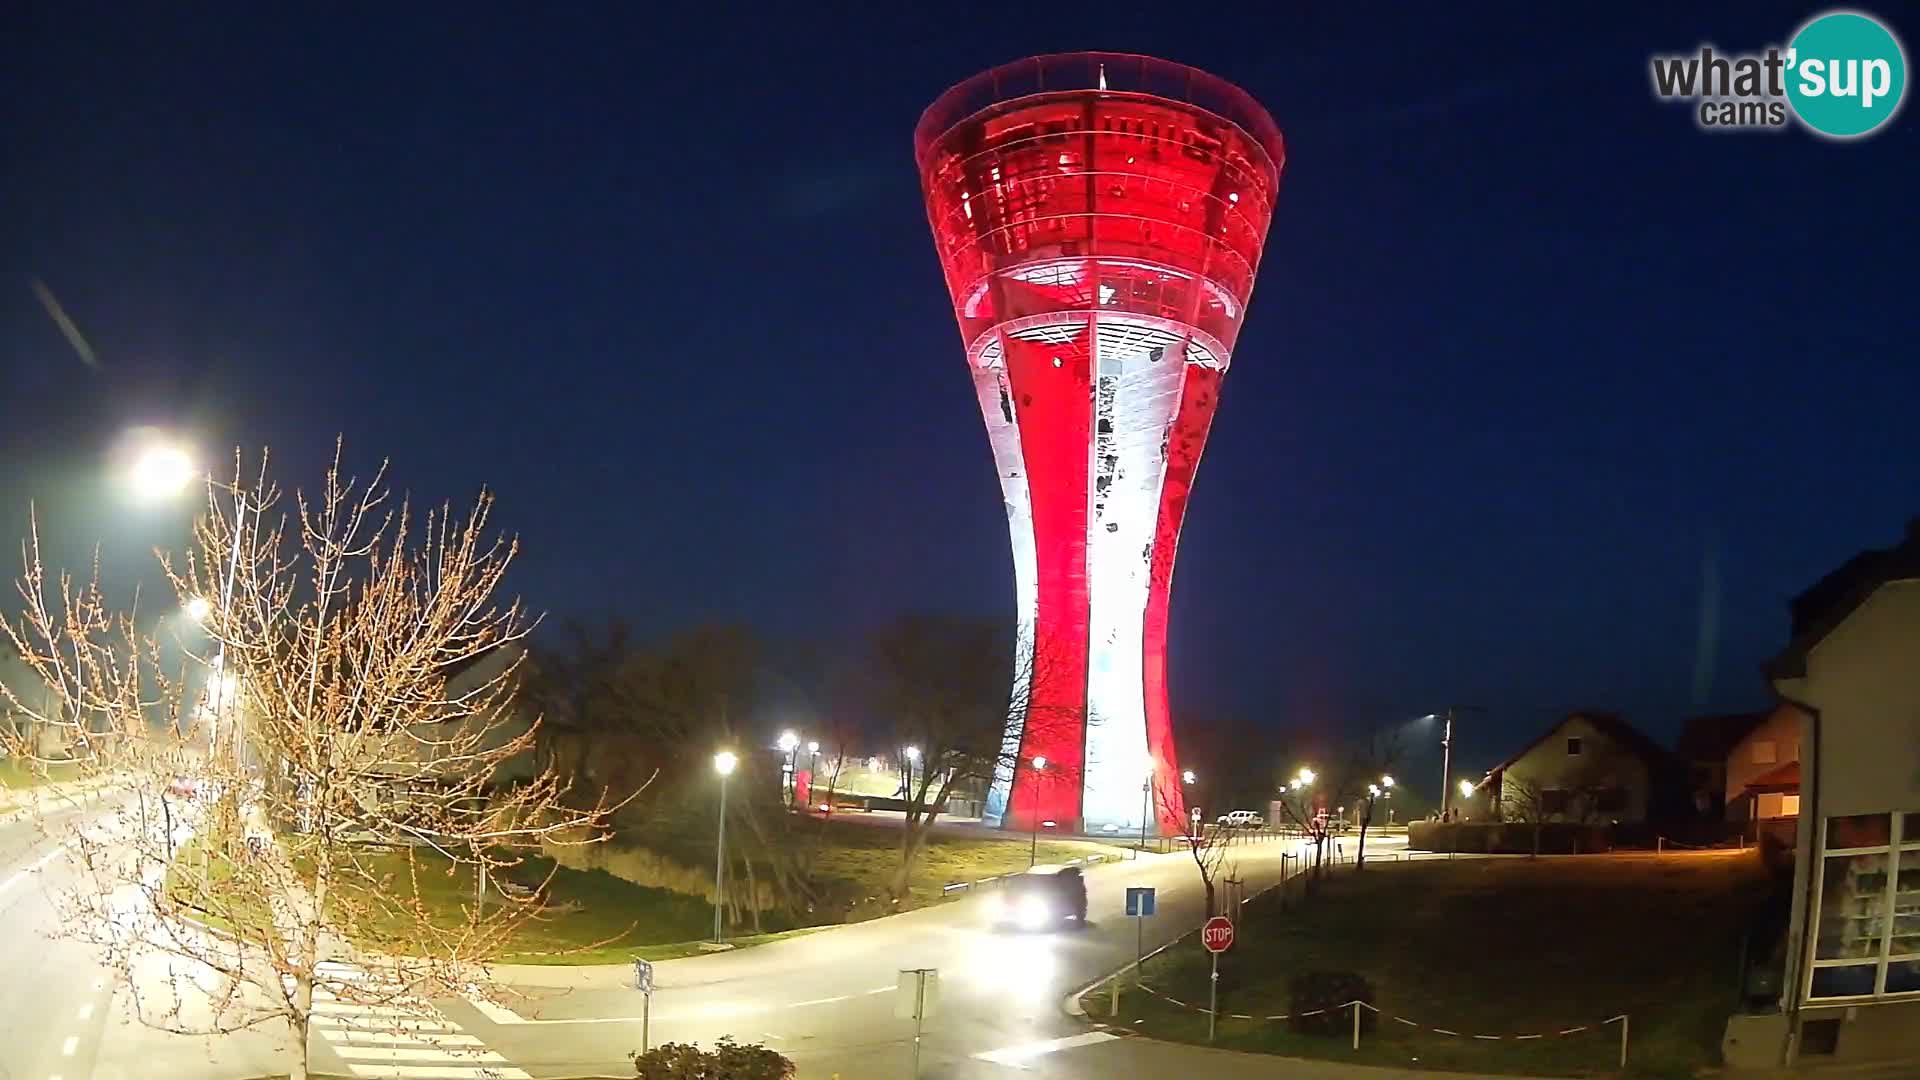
[
  {"x1": 983, "y1": 866, "x2": 1087, "y2": 930},
  {"x1": 1217, "y1": 809, "x2": 1266, "y2": 829}
]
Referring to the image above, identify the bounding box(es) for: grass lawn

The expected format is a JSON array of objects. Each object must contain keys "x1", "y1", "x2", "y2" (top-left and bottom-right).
[
  {"x1": 801, "y1": 816, "x2": 1126, "y2": 913},
  {"x1": 1091, "y1": 852, "x2": 1770, "y2": 1078},
  {"x1": 0, "y1": 758, "x2": 82, "y2": 790}
]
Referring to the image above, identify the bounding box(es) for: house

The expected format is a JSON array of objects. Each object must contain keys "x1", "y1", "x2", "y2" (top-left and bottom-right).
[
  {"x1": 1481, "y1": 711, "x2": 1686, "y2": 825},
  {"x1": 1724, "y1": 519, "x2": 1920, "y2": 1068},
  {"x1": 1724, "y1": 701, "x2": 1803, "y2": 825},
  {"x1": 1677, "y1": 711, "x2": 1768, "y2": 819}
]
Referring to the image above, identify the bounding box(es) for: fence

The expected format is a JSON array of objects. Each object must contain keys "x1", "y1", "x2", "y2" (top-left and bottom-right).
[{"x1": 1127, "y1": 982, "x2": 1632, "y2": 1067}]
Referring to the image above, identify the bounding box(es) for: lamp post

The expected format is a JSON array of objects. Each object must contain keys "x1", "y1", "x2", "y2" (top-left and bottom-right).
[
  {"x1": 1028, "y1": 756, "x2": 1047, "y2": 866},
  {"x1": 903, "y1": 745, "x2": 921, "y2": 808},
  {"x1": 777, "y1": 731, "x2": 799, "y2": 806},
  {"x1": 712, "y1": 750, "x2": 737, "y2": 943},
  {"x1": 1137, "y1": 757, "x2": 1157, "y2": 860}
]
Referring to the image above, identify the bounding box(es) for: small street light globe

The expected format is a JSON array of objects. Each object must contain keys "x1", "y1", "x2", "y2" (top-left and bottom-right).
[
  {"x1": 1032, "y1": 755, "x2": 1047, "y2": 770},
  {"x1": 1368, "y1": 784, "x2": 1380, "y2": 797},
  {"x1": 714, "y1": 751, "x2": 738, "y2": 777},
  {"x1": 1181, "y1": 769, "x2": 1196, "y2": 785},
  {"x1": 1295, "y1": 767, "x2": 1316, "y2": 786},
  {"x1": 904, "y1": 745, "x2": 920, "y2": 761},
  {"x1": 1458, "y1": 778, "x2": 1475, "y2": 799},
  {"x1": 777, "y1": 731, "x2": 799, "y2": 753},
  {"x1": 131, "y1": 444, "x2": 196, "y2": 500},
  {"x1": 1381, "y1": 775, "x2": 1395, "y2": 788},
  {"x1": 183, "y1": 596, "x2": 211, "y2": 622},
  {"x1": 806, "y1": 741, "x2": 819, "y2": 754}
]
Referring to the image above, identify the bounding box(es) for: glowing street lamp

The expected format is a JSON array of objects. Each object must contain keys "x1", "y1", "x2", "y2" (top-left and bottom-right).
[
  {"x1": 183, "y1": 596, "x2": 211, "y2": 622},
  {"x1": 712, "y1": 750, "x2": 737, "y2": 943},
  {"x1": 777, "y1": 731, "x2": 799, "y2": 753},
  {"x1": 1459, "y1": 778, "x2": 1476, "y2": 800},
  {"x1": 1381, "y1": 775, "x2": 1395, "y2": 788},
  {"x1": 130, "y1": 443, "x2": 196, "y2": 501},
  {"x1": 1182, "y1": 769, "x2": 1197, "y2": 785}
]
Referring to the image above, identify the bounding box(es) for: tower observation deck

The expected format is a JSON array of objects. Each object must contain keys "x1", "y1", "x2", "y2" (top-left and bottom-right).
[{"x1": 916, "y1": 54, "x2": 1284, "y2": 834}]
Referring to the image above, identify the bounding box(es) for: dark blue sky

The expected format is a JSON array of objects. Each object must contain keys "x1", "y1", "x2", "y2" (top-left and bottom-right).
[{"x1": 5, "y1": 4, "x2": 1916, "y2": 781}]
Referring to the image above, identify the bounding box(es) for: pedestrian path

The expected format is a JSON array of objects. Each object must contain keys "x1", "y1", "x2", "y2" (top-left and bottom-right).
[{"x1": 306, "y1": 961, "x2": 530, "y2": 1080}]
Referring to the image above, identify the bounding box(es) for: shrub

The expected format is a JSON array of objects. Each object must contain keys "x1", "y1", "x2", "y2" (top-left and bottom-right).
[
  {"x1": 632, "y1": 1037, "x2": 793, "y2": 1079},
  {"x1": 1286, "y1": 970, "x2": 1375, "y2": 1037}
]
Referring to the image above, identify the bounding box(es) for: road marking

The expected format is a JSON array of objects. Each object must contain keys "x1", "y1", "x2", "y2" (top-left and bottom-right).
[
  {"x1": 331, "y1": 1046, "x2": 509, "y2": 1063},
  {"x1": 974, "y1": 1031, "x2": 1119, "y2": 1067},
  {"x1": 320, "y1": 1028, "x2": 485, "y2": 1048},
  {"x1": 345, "y1": 1060, "x2": 533, "y2": 1068},
  {"x1": 75, "y1": 1004, "x2": 93, "y2": 1020},
  {"x1": 60, "y1": 1036, "x2": 79, "y2": 1056},
  {"x1": 0, "y1": 839, "x2": 77, "y2": 895},
  {"x1": 791, "y1": 994, "x2": 850, "y2": 1006}
]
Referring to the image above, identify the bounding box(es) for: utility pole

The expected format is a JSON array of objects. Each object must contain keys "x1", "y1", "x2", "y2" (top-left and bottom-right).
[{"x1": 1438, "y1": 707, "x2": 1454, "y2": 818}]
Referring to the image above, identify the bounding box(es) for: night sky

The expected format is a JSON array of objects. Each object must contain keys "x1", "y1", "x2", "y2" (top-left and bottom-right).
[{"x1": 5, "y1": 4, "x2": 1916, "y2": 783}]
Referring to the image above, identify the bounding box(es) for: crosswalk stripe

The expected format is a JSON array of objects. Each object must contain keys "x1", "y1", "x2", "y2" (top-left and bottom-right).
[
  {"x1": 332, "y1": 1047, "x2": 509, "y2": 1064},
  {"x1": 312, "y1": 1014, "x2": 460, "y2": 1034},
  {"x1": 344, "y1": 1066, "x2": 531, "y2": 1079},
  {"x1": 319, "y1": 1029, "x2": 485, "y2": 1048}
]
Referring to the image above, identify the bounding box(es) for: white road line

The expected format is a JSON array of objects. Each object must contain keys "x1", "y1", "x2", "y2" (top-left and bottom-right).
[
  {"x1": 60, "y1": 1035, "x2": 79, "y2": 1056},
  {"x1": 974, "y1": 1031, "x2": 1120, "y2": 1067},
  {"x1": 344, "y1": 1066, "x2": 530, "y2": 1079},
  {"x1": 467, "y1": 985, "x2": 897, "y2": 1025},
  {"x1": 331, "y1": 1046, "x2": 508, "y2": 1063},
  {"x1": 319, "y1": 1029, "x2": 485, "y2": 1048},
  {"x1": 0, "y1": 839, "x2": 76, "y2": 895},
  {"x1": 312, "y1": 1015, "x2": 460, "y2": 1034}
]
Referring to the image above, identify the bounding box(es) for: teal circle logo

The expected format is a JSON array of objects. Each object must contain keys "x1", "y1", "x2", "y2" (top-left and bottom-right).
[{"x1": 1786, "y1": 10, "x2": 1907, "y2": 138}]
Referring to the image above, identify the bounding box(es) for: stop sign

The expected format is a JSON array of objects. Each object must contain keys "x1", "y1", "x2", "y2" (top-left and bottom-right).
[{"x1": 1201, "y1": 915, "x2": 1235, "y2": 953}]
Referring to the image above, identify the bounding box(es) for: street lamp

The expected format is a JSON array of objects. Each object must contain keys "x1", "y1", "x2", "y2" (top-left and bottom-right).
[
  {"x1": 182, "y1": 595, "x2": 211, "y2": 622},
  {"x1": 903, "y1": 745, "x2": 921, "y2": 807},
  {"x1": 777, "y1": 731, "x2": 800, "y2": 807},
  {"x1": 712, "y1": 750, "x2": 738, "y2": 943},
  {"x1": 1182, "y1": 769, "x2": 1196, "y2": 785},
  {"x1": 130, "y1": 443, "x2": 197, "y2": 501},
  {"x1": 1028, "y1": 755, "x2": 1048, "y2": 866},
  {"x1": 1459, "y1": 778, "x2": 1476, "y2": 800}
]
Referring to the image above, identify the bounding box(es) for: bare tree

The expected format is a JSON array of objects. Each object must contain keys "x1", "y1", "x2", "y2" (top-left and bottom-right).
[
  {"x1": 1499, "y1": 775, "x2": 1553, "y2": 858},
  {"x1": 865, "y1": 615, "x2": 1074, "y2": 904},
  {"x1": 1158, "y1": 784, "x2": 1233, "y2": 915},
  {"x1": 0, "y1": 445, "x2": 623, "y2": 1080}
]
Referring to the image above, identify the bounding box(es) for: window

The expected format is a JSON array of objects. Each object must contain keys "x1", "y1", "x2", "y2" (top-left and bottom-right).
[
  {"x1": 1566, "y1": 737, "x2": 1583, "y2": 756},
  {"x1": 1752, "y1": 740, "x2": 1777, "y2": 765},
  {"x1": 1542, "y1": 789, "x2": 1569, "y2": 815},
  {"x1": 1807, "y1": 811, "x2": 1920, "y2": 1000},
  {"x1": 1782, "y1": 795, "x2": 1801, "y2": 817}
]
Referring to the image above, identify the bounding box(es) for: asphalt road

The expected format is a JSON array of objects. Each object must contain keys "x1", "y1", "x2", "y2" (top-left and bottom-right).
[
  {"x1": 0, "y1": 805, "x2": 1403, "y2": 1080},
  {"x1": 457, "y1": 831, "x2": 1399, "y2": 1079},
  {"x1": 0, "y1": 798, "x2": 121, "y2": 1080}
]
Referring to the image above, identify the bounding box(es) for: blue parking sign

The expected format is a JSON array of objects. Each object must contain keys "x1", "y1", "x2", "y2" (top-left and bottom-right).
[{"x1": 1125, "y1": 886, "x2": 1155, "y2": 917}]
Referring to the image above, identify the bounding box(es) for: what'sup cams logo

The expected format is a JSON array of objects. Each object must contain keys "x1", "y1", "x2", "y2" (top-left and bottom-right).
[{"x1": 1650, "y1": 9, "x2": 1907, "y2": 138}]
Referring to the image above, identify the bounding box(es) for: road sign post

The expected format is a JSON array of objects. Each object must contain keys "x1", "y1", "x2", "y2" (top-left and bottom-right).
[
  {"x1": 1125, "y1": 886, "x2": 1156, "y2": 980},
  {"x1": 1202, "y1": 916, "x2": 1234, "y2": 1042},
  {"x1": 632, "y1": 957, "x2": 654, "y2": 1055},
  {"x1": 896, "y1": 968, "x2": 938, "y2": 1079}
]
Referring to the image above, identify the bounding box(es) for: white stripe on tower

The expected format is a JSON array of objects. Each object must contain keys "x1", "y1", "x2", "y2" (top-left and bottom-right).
[
  {"x1": 1081, "y1": 316, "x2": 1186, "y2": 831},
  {"x1": 971, "y1": 345, "x2": 1036, "y2": 828}
]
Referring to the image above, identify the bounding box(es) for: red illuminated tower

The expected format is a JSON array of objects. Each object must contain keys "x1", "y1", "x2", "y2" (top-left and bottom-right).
[{"x1": 916, "y1": 54, "x2": 1284, "y2": 835}]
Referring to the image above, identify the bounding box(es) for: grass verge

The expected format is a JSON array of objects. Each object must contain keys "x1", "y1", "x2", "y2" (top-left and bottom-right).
[
  {"x1": 0, "y1": 758, "x2": 82, "y2": 790},
  {"x1": 1085, "y1": 852, "x2": 1770, "y2": 1078}
]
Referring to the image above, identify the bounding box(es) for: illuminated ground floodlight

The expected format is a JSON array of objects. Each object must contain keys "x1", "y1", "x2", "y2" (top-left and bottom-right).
[{"x1": 915, "y1": 53, "x2": 1284, "y2": 835}]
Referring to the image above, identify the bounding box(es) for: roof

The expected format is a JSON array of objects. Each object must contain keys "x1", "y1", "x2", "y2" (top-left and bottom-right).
[
  {"x1": 1675, "y1": 712, "x2": 1769, "y2": 762},
  {"x1": 1739, "y1": 760, "x2": 1801, "y2": 796},
  {"x1": 1486, "y1": 711, "x2": 1678, "y2": 779},
  {"x1": 1769, "y1": 518, "x2": 1920, "y2": 680}
]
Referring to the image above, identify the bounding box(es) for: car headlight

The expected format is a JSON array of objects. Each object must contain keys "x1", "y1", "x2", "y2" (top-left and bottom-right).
[{"x1": 1017, "y1": 894, "x2": 1050, "y2": 930}]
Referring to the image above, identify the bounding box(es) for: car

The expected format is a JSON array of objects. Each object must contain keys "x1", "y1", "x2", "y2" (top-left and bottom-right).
[
  {"x1": 166, "y1": 775, "x2": 200, "y2": 798},
  {"x1": 1217, "y1": 809, "x2": 1265, "y2": 829},
  {"x1": 983, "y1": 866, "x2": 1087, "y2": 930}
]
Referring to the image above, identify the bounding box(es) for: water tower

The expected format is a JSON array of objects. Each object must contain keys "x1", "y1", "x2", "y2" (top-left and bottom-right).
[{"x1": 915, "y1": 54, "x2": 1284, "y2": 834}]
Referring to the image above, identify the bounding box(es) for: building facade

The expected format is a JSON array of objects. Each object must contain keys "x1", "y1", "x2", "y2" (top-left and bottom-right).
[{"x1": 1737, "y1": 521, "x2": 1920, "y2": 1067}]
